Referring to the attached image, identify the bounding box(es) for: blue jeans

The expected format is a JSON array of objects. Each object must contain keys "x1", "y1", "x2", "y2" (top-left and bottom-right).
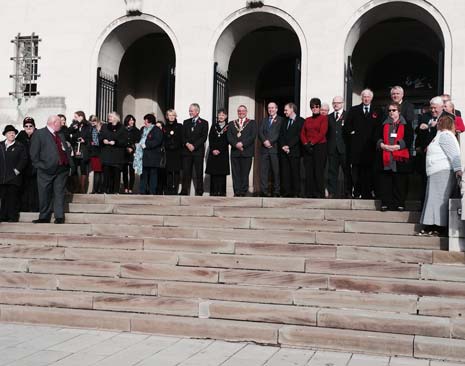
[{"x1": 140, "y1": 167, "x2": 158, "y2": 194}]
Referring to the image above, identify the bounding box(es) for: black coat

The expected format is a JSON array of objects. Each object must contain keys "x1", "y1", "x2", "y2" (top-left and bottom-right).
[
  {"x1": 164, "y1": 121, "x2": 183, "y2": 171},
  {"x1": 99, "y1": 123, "x2": 128, "y2": 167},
  {"x1": 69, "y1": 121, "x2": 91, "y2": 161},
  {"x1": 0, "y1": 140, "x2": 28, "y2": 187},
  {"x1": 227, "y1": 119, "x2": 257, "y2": 158},
  {"x1": 142, "y1": 126, "x2": 164, "y2": 168},
  {"x1": 16, "y1": 130, "x2": 36, "y2": 177},
  {"x1": 344, "y1": 104, "x2": 383, "y2": 165},
  {"x1": 415, "y1": 112, "x2": 437, "y2": 153},
  {"x1": 125, "y1": 126, "x2": 141, "y2": 163},
  {"x1": 278, "y1": 116, "x2": 304, "y2": 157},
  {"x1": 182, "y1": 117, "x2": 208, "y2": 157},
  {"x1": 206, "y1": 122, "x2": 230, "y2": 175},
  {"x1": 326, "y1": 111, "x2": 347, "y2": 156}
]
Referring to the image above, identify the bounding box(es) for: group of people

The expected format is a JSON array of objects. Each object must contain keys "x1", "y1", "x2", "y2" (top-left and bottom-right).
[{"x1": 0, "y1": 87, "x2": 462, "y2": 235}]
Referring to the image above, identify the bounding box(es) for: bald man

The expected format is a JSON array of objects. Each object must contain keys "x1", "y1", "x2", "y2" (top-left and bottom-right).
[{"x1": 30, "y1": 115, "x2": 73, "y2": 224}]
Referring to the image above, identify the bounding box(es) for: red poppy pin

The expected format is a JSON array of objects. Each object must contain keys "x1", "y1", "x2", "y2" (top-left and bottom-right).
[{"x1": 372, "y1": 112, "x2": 378, "y2": 119}]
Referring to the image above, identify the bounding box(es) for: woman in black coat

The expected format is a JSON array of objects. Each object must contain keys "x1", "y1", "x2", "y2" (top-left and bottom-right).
[
  {"x1": 0, "y1": 125, "x2": 28, "y2": 222},
  {"x1": 164, "y1": 109, "x2": 183, "y2": 195},
  {"x1": 69, "y1": 111, "x2": 91, "y2": 193},
  {"x1": 16, "y1": 117, "x2": 39, "y2": 211},
  {"x1": 206, "y1": 109, "x2": 230, "y2": 196},
  {"x1": 100, "y1": 112, "x2": 128, "y2": 194},
  {"x1": 122, "y1": 115, "x2": 140, "y2": 194}
]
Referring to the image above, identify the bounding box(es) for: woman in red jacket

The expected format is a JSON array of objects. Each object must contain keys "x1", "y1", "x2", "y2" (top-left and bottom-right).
[{"x1": 301, "y1": 98, "x2": 328, "y2": 198}]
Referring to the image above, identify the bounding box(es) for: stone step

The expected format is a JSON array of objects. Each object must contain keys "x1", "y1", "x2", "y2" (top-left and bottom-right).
[
  {"x1": 293, "y1": 289, "x2": 418, "y2": 314},
  {"x1": 317, "y1": 308, "x2": 451, "y2": 338},
  {"x1": 0, "y1": 288, "x2": 93, "y2": 309},
  {"x1": 418, "y1": 296, "x2": 465, "y2": 317},
  {"x1": 345, "y1": 221, "x2": 420, "y2": 236},
  {"x1": 120, "y1": 263, "x2": 219, "y2": 283},
  {"x1": 213, "y1": 207, "x2": 325, "y2": 220},
  {"x1": 306, "y1": 259, "x2": 420, "y2": 279},
  {"x1": 325, "y1": 209, "x2": 421, "y2": 223},
  {"x1": 350, "y1": 200, "x2": 422, "y2": 211},
  {"x1": 414, "y1": 335, "x2": 465, "y2": 363},
  {"x1": 336, "y1": 246, "x2": 432, "y2": 264},
  {"x1": 234, "y1": 242, "x2": 336, "y2": 258},
  {"x1": 29, "y1": 259, "x2": 120, "y2": 277}
]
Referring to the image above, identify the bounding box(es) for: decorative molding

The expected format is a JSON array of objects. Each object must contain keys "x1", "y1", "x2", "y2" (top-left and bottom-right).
[
  {"x1": 246, "y1": 1, "x2": 264, "y2": 9},
  {"x1": 125, "y1": 0, "x2": 143, "y2": 16}
]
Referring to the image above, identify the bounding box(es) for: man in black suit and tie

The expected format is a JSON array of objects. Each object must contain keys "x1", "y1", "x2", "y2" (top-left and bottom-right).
[
  {"x1": 344, "y1": 89, "x2": 382, "y2": 199},
  {"x1": 180, "y1": 103, "x2": 208, "y2": 196},
  {"x1": 389, "y1": 86, "x2": 415, "y2": 126},
  {"x1": 279, "y1": 103, "x2": 304, "y2": 198},
  {"x1": 258, "y1": 102, "x2": 284, "y2": 197},
  {"x1": 326, "y1": 96, "x2": 350, "y2": 198},
  {"x1": 227, "y1": 105, "x2": 257, "y2": 197},
  {"x1": 30, "y1": 115, "x2": 73, "y2": 223}
]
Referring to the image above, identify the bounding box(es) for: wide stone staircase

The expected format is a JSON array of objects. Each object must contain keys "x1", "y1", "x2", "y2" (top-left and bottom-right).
[{"x1": 1, "y1": 195, "x2": 465, "y2": 362}]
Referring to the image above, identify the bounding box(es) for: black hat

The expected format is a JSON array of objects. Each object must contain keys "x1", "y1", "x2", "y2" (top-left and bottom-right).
[
  {"x1": 2, "y1": 125, "x2": 18, "y2": 136},
  {"x1": 23, "y1": 117, "x2": 35, "y2": 127}
]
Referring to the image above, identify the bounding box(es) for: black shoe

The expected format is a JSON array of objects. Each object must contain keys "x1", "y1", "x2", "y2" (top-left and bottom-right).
[
  {"x1": 33, "y1": 218, "x2": 51, "y2": 224},
  {"x1": 54, "y1": 218, "x2": 65, "y2": 224},
  {"x1": 380, "y1": 205, "x2": 388, "y2": 212}
]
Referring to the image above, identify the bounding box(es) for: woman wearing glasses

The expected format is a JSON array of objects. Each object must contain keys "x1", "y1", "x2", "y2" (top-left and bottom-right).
[
  {"x1": 376, "y1": 102, "x2": 413, "y2": 211},
  {"x1": 300, "y1": 98, "x2": 328, "y2": 198},
  {"x1": 16, "y1": 117, "x2": 39, "y2": 212}
]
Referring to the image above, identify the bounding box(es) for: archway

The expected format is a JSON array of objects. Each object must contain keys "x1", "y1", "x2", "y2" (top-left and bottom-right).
[
  {"x1": 345, "y1": 1, "x2": 447, "y2": 111},
  {"x1": 213, "y1": 11, "x2": 303, "y2": 194},
  {"x1": 96, "y1": 18, "x2": 176, "y2": 122}
]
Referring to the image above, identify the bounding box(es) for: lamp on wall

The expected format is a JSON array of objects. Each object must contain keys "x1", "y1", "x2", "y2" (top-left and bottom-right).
[
  {"x1": 246, "y1": 1, "x2": 264, "y2": 9},
  {"x1": 125, "y1": 0, "x2": 143, "y2": 16}
]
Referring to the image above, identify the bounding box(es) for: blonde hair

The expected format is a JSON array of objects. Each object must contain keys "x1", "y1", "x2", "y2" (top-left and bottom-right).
[
  {"x1": 108, "y1": 111, "x2": 120, "y2": 123},
  {"x1": 166, "y1": 109, "x2": 177, "y2": 118}
]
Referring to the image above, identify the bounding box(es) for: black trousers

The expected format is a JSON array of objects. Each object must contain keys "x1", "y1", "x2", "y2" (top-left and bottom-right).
[
  {"x1": 0, "y1": 184, "x2": 20, "y2": 221},
  {"x1": 103, "y1": 165, "x2": 121, "y2": 194},
  {"x1": 379, "y1": 170, "x2": 409, "y2": 208},
  {"x1": 166, "y1": 170, "x2": 180, "y2": 195},
  {"x1": 181, "y1": 155, "x2": 204, "y2": 195},
  {"x1": 210, "y1": 175, "x2": 227, "y2": 196},
  {"x1": 37, "y1": 166, "x2": 68, "y2": 221},
  {"x1": 351, "y1": 163, "x2": 375, "y2": 199},
  {"x1": 231, "y1": 156, "x2": 253, "y2": 196},
  {"x1": 303, "y1": 143, "x2": 327, "y2": 198},
  {"x1": 260, "y1": 153, "x2": 280, "y2": 195},
  {"x1": 92, "y1": 172, "x2": 104, "y2": 194},
  {"x1": 279, "y1": 154, "x2": 301, "y2": 197},
  {"x1": 122, "y1": 163, "x2": 135, "y2": 191},
  {"x1": 20, "y1": 174, "x2": 39, "y2": 212},
  {"x1": 327, "y1": 152, "x2": 351, "y2": 197}
]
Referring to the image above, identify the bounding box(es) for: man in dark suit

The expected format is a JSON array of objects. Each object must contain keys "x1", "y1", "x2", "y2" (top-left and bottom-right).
[
  {"x1": 258, "y1": 102, "x2": 284, "y2": 197},
  {"x1": 326, "y1": 96, "x2": 350, "y2": 198},
  {"x1": 180, "y1": 103, "x2": 208, "y2": 196},
  {"x1": 30, "y1": 115, "x2": 73, "y2": 223},
  {"x1": 227, "y1": 105, "x2": 257, "y2": 197},
  {"x1": 389, "y1": 86, "x2": 415, "y2": 126},
  {"x1": 279, "y1": 103, "x2": 304, "y2": 198},
  {"x1": 344, "y1": 89, "x2": 382, "y2": 199}
]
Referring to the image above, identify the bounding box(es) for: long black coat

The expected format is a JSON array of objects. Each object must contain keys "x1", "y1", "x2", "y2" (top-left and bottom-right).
[
  {"x1": 125, "y1": 126, "x2": 141, "y2": 164},
  {"x1": 206, "y1": 122, "x2": 230, "y2": 175},
  {"x1": 16, "y1": 130, "x2": 36, "y2": 177},
  {"x1": 344, "y1": 104, "x2": 382, "y2": 165},
  {"x1": 0, "y1": 140, "x2": 28, "y2": 187},
  {"x1": 142, "y1": 126, "x2": 164, "y2": 168},
  {"x1": 278, "y1": 116, "x2": 304, "y2": 157},
  {"x1": 69, "y1": 121, "x2": 91, "y2": 161},
  {"x1": 182, "y1": 117, "x2": 208, "y2": 157},
  {"x1": 227, "y1": 119, "x2": 257, "y2": 158},
  {"x1": 99, "y1": 123, "x2": 128, "y2": 167},
  {"x1": 164, "y1": 121, "x2": 183, "y2": 171}
]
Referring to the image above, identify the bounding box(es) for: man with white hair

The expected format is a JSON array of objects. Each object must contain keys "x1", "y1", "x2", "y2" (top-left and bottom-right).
[
  {"x1": 320, "y1": 103, "x2": 330, "y2": 116},
  {"x1": 344, "y1": 88, "x2": 382, "y2": 199},
  {"x1": 30, "y1": 115, "x2": 73, "y2": 224},
  {"x1": 389, "y1": 86, "x2": 415, "y2": 126}
]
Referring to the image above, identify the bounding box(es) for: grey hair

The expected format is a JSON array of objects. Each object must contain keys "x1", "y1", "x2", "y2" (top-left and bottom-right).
[
  {"x1": 190, "y1": 103, "x2": 200, "y2": 112},
  {"x1": 361, "y1": 89, "x2": 374, "y2": 98},
  {"x1": 109, "y1": 111, "x2": 120, "y2": 123},
  {"x1": 430, "y1": 96, "x2": 443, "y2": 106},
  {"x1": 390, "y1": 85, "x2": 404, "y2": 94}
]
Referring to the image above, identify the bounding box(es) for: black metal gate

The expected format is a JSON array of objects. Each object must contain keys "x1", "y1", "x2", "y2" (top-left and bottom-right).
[
  {"x1": 212, "y1": 62, "x2": 229, "y2": 122},
  {"x1": 96, "y1": 67, "x2": 118, "y2": 122},
  {"x1": 294, "y1": 58, "x2": 301, "y2": 114},
  {"x1": 345, "y1": 56, "x2": 353, "y2": 110},
  {"x1": 165, "y1": 64, "x2": 176, "y2": 110}
]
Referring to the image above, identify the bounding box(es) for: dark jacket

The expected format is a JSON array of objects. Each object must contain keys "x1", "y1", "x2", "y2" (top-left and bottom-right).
[
  {"x1": 16, "y1": 130, "x2": 36, "y2": 177},
  {"x1": 258, "y1": 116, "x2": 284, "y2": 155},
  {"x1": 69, "y1": 120, "x2": 91, "y2": 161},
  {"x1": 0, "y1": 140, "x2": 28, "y2": 186},
  {"x1": 415, "y1": 112, "x2": 437, "y2": 153},
  {"x1": 326, "y1": 110, "x2": 347, "y2": 156},
  {"x1": 125, "y1": 126, "x2": 141, "y2": 163},
  {"x1": 30, "y1": 127, "x2": 74, "y2": 175},
  {"x1": 164, "y1": 121, "x2": 183, "y2": 171},
  {"x1": 227, "y1": 119, "x2": 257, "y2": 158},
  {"x1": 142, "y1": 126, "x2": 164, "y2": 168},
  {"x1": 206, "y1": 122, "x2": 230, "y2": 175},
  {"x1": 375, "y1": 116, "x2": 413, "y2": 173},
  {"x1": 343, "y1": 104, "x2": 382, "y2": 165},
  {"x1": 279, "y1": 116, "x2": 304, "y2": 157},
  {"x1": 99, "y1": 123, "x2": 128, "y2": 166},
  {"x1": 182, "y1": 117, "x2": 208, "y2": 157}
]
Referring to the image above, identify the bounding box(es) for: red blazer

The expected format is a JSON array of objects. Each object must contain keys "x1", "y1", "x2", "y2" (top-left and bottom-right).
[
  {"x1": 456, "y1": 116, "x2": 465, "y2": 132},
  {"x1": 300, "y1": 114, "x2": 328, "y2": 145}
]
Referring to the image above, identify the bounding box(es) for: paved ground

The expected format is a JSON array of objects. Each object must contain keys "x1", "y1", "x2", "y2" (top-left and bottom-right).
[{"x1": 0, "y1": 323, "x2": 463, "y2": 366}]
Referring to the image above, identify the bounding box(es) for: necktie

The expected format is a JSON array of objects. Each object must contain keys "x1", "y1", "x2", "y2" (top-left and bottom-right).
[
  {"x1": 287, "y1": 119, "x2": 293, "y2": 130},
  {"x1": 268, "y1": 117, "x2": 273, "y2": 130},
  {"x1": 364, "y1": 107, "x2": 369, "y2": 117},
  {"x1": 335, "y1": 112, "x2": 339, "y2": 120}
]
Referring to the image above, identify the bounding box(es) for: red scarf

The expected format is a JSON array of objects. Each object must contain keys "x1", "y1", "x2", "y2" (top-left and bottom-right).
[{"x1": 382, "y1": 122, "x2": 409, "y2": 167}]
